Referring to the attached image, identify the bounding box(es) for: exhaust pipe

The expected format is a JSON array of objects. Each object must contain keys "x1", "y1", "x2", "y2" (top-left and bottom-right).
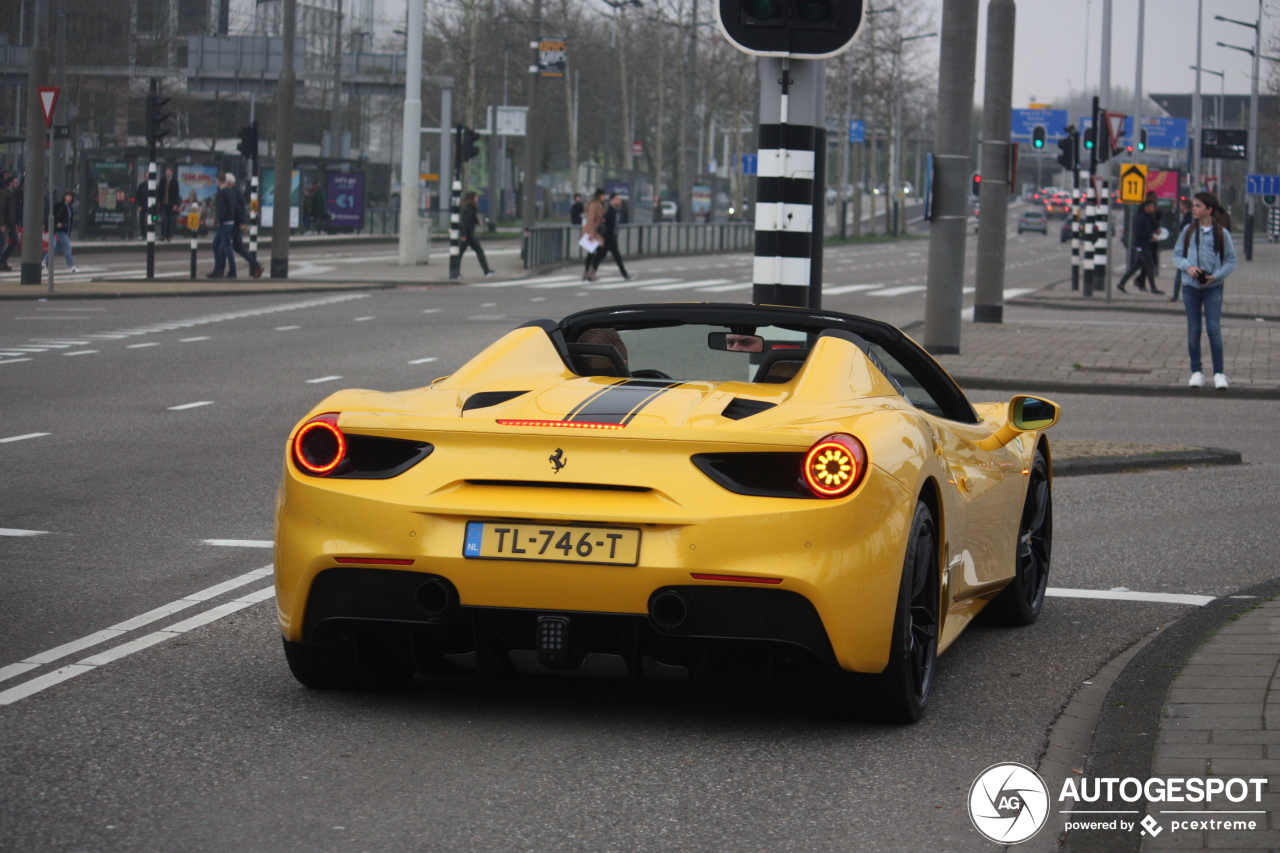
[
  {"x1": 415, "y1": 576, "x2": 458, "y2": 621},
  {"x1": 649, "y1": 589, "x2": 689, "y2": 630}
]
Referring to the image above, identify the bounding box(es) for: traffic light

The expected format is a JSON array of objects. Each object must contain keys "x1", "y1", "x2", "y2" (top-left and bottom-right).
[
  {"x1": 237, "y1": 121, "x2": 259, "y2": 160},
  {"x1": 1082, "y1": 127, "x2": 1095, "y2": 152},
  {"x1": 1096, "y1": 125, "x2": 1111, "y2": 163},
  {"x1": 146, "y1": 80, "x2": 172, "y2": 150},
  {"x1": 1057, "y1": 127, "x2": 1078, "y2": 171},
  {"x1": 1032, "y1": 125, "x2": 1046, "y2": 149},
  {"x1": 1137, "y1": 128, "x2": 1148, "y2": 152},
  {"x1": 716, "y1": 0, "x2": 865, "y2": 59},
  {"x1": 457, "y1": 125, "x2": 481, "y2": 163},
  {"x1": 972, "y1": 173, "x2": 982, "y2": 197}
]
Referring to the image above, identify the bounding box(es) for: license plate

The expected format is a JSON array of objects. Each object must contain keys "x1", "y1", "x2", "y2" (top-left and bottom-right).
[{"x1": 463, "y1": 521, "x2": 641, "y2": 566}]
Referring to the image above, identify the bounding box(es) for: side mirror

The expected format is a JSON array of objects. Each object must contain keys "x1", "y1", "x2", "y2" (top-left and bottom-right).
[
  {"x1": 978, "y1": 395, "x2": 1060, "y2": 450},
  {"x1": 707, "y1": 332, "x2": 764, "y2": 353}
]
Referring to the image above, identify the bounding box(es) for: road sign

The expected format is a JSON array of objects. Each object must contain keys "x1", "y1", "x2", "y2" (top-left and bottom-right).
[
  {"x1": 538, "y1": 39, "x2": 566, "y2": 77},
  {"x1": 1202, "y1": 128, "x2": 1248, "y2": 160},
  {"x1": 1246, "y1": 174, "x2": 1280, "y2": 196},
  {"x1": 1104, "y1": 112, "x2": 1126, "y2": 152},
  {"x1": 847, "y1": 120, "x2": 865, "y2": 143},
  {"x1": 37, "y1": 87, "x2": 60, "y2": 129},
  {"x1": 1010, "y1": 108, "x2": 1068, "y2": 140},
  {"x1": 741, "y1": 153, "x2": 758, "y2": 175},
  {"x1": 632, "y1": 141, "x2": 643, "y2": 157},
  {"x1": 1119, "y1": 164, "x2": 1149, "y2": 204},
  {"x1": 1080, "y1": 116, "x2": 1187, "y2": 149}
]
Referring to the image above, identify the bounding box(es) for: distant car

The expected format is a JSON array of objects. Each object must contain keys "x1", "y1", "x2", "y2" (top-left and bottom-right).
[{"x1": 1018, "y1": 209, "x2": 1048, "y2": 234}]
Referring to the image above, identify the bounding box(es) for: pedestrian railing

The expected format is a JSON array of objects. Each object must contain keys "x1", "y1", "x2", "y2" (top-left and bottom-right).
[{"x1": 523, "y1": 222, "x2": 754, "y2": 269}]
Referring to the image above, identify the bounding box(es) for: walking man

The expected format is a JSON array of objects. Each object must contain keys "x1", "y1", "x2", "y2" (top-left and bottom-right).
[
  {"x1": 1117, "y1": 197, "x2": 1162, "y2": 294},
  {"x1": 569, "y1": 193, "x2": 584, "y2": 226},
  {"x1": 589, "y1": 192, "x2": 630, "y2": 280},
  {"x1": 456, "y1": 191, "x2": 495, "y2": 278},
  {"x1": 157, "y1": 168, "x2": 181, "y2": 241},
  {"x1": 207, "y1": 173, "x2": 238, "y2": 279},
  {"x1": 42, "y1": 191, "x2": 77, "y2": 273},
  {"x1": 225, "y1": 174, "x2": 264, "y2": 278},
  {"x1": 0, "y1": 175, "x2": 17, "y2": 271}
]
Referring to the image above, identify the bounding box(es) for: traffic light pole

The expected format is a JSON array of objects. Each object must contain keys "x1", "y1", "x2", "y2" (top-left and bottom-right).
[
  {"x1": 146, "y1": 79, "x2": 159, "y2": 280},
  {"x1": 449, "y1": 125, "x2": 462, "y2": 280},
  {"x1": 751, "y1": 56, "x2": 825, "y2": 310},
  {"x1": 271, "y1": 0, "x2": 298, "y2": 279},
  {"x1": 19, "y1": 0, "x2": 50, "y2": 286}
]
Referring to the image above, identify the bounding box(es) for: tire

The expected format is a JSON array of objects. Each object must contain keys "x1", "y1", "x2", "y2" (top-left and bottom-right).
[
  {"x1": 827, "y1": 500, "x2": 939, "y2": 723},
  {"x1": 984, "y1": 448, "x2": 1052, "y2": 626},
  {"x1": 282, "y1": 634, "x2": 415, "y2": 691}
]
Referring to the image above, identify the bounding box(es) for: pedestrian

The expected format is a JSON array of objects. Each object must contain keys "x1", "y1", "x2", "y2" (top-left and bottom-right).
[
  {"x1": 309, "y1": 183, "x2": 330, "y2": 234},
  {"x1": 207, "y1": 172, "x2": 238, "y2": 279},
  {"x1": 1116, "y1": 197, "x2": 1162, "y2": 294},
  {"x1": 569, "y1": 193, "x2": 584, "y2": 226},
  {"x1": 455, "y1": 191, "x2": 495, "y2": 278},
  {"x1": 589, "y1": 192, "x2": 631, "y2": 280},
  {"x1": 0, "y1": 175, "x2": 18, "y2": 271},
  {"x1": 156, "y1": 167, "x2": 181, "y2": 241},
  {"x1": 41, "y1": 190, "x2": 77, "y2": 273},
  {"x1": 301, "y1": 184, "x2": 313, "y2": 233},
  {"x1": 225, "y1": 174, "x2": 264, "y2": 278},
  {"x1": 1172, "y1": 191, "x2": 1237, "y2": 389},
  {"x1": 580, "y1": 189, "x2": 606, "y2": 281},
  {"x1": 182, "y1": 190, "x2": 201, "y2": 235},
  {"x1": 1169, "y1": 196, "x2": 1194, "y2": 302}
]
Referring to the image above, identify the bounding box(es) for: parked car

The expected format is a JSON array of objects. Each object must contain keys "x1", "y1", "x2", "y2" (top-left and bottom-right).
[{"x1": 1017, "y1": 208, "x2": 1048, "y2": 234}]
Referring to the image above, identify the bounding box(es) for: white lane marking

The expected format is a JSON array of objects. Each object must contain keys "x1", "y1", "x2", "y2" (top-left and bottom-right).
[
  {"x1": 869, "y1": 285, "x2": 927, "y2": 297},
  {"x1": 203, "y1": 539, "x2": 273, "y2": 548},
  {"x1": 586, "y1": 278, "x2": 679, "y2": 290},
  {"x1": 31, "y1": 340, "x2": 91, "y2": 345},
  {"x1": 306, "y1": 375, "x2": 343, "y2": 384},
  {"x1": 180, "y1": 336, "x2": 209, "y2": 342},
  {"x1": 0, "y1": 663, "x2": 40, "y2": 682},
  {"x1": 640, "y1": 279, "x2": 730, "y2": 291},
  {"x1": 13, "y1": 316, "x2": 94, "y2": 321},
  {"x1": 0, "y1": 528, "x2": 48, "y2": 536},
  {"x1": 168, "y1": 401, "x2": 214, "y2": 411},
  {"x1": 4, "y1": 347, "x2": 51, "y2": 352},
  {"x1": 696, "y1": 282, "x2": 753, "y2": 292},
  {"x1": 1046, "y1": 587, "x2": 1215, "y2": 606},
  {"x1": 63, "y1": 350, "x2": 99, "y2": 356},
  {"x1": 126, "y1": 342, "x2": 161, "y2": 349},
  {"x1": 354, "y1": 316, "x2": 375, "y2": 322},
  {"x1": 961, "y1": 307, "x2": 975, "y2": 321},
  {"x1": 0, "y1": 358, "x2": 34, "y2": 365},
  {"x1": 963, "y1": 287, "x2": 976, "y2": 294},
  {"x1": 0, "y1": 433, "x2": 51, "y2": 444},
  {"x1": 0, "y1": 586, "x2": 276, "y2": 705},
  {"x1": 35, "y1": 307, "x2": 107, "y2": 311},
  {"x1": 83, "y1": 334, "x2": 128, "y2": 339},
  {"x1": 275, "y1": 325, "x2": 300, "y2": 331},
  {"x1": 422, "y1": 308, "x2": 441, "y2": 314},
  {"x1": 529, "y1": 278, "x2": 621, "y2": 289},
  {"x1": 1004, "y1": 288, "x2": 1035, "y2": 299},
  {"x1": 408, "y1": 357, "x2": 439, "y2": 365},
  {"x1": 0, "y1": 565, "x2": 274, "y2": 682},
  {"x1": 823, "y1": 284, "x2": 883, "y2": 295}
]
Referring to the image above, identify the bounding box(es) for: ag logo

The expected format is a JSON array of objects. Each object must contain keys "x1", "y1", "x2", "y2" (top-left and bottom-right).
[
  {"x1": 968, "y1": 762, "x2": 1050, "y2": 844},
  {"x1": 549, "y1": 448, "x2": 567, "y2": 474}
]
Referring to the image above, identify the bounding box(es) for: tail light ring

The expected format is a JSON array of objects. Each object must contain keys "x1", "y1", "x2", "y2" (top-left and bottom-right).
[
  {"x1": 294, "y1": 413, "x2": 346, "y2": 475},
  {"x1": 803, "y1": 433, "x2": 867, "y2": 499}
]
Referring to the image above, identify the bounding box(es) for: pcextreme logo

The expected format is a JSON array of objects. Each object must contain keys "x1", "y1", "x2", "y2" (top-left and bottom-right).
[{"x1": 968, "y1": 762, "x2": 1050, "y2": 844}]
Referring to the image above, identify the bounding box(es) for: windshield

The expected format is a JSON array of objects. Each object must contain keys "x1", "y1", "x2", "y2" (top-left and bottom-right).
[{"x1": 583, "y1": 324, "x2": 809, "y2": 382}]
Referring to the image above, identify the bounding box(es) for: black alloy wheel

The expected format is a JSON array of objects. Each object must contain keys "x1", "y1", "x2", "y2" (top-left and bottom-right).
[
  {"x1": 828, "y1": 500, "x2": 939, "y2": 723},
  {"x1": 985, "y1": 448, "x2": 1052, "y2": 626}
]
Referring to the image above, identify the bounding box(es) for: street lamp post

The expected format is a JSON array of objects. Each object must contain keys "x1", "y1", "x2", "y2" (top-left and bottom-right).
[
  {"x1": 890, "y1": 31, "x2": 938, "y2": 236},
  {"x1": 1190, "y1": 65, "x2": 1223, "y2": 192},
  {"x1": 1216, "y1": 3, "x2": 1262, "y2": 261}
]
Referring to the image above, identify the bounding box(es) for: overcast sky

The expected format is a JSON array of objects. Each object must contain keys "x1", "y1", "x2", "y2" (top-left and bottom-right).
[{"x1": 917, "y1": 0, "x2": 1273, "y2": 110}]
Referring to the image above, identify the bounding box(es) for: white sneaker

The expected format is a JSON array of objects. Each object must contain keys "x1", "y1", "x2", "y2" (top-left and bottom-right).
[
  {"x1": 1214, "y1": 373, "x2": 1229, "y2": 390},
  {"x1": 1189, "y1": 372, "x2": 1204, "y2": 387},
  {"x1": 69, "y1": 266, "x2": 78, "y2": 273}
]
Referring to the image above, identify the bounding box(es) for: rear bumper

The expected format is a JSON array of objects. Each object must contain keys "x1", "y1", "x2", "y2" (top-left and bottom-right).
[{"x1": 299, "y1": 567, "x2": 840, "y2": 679}]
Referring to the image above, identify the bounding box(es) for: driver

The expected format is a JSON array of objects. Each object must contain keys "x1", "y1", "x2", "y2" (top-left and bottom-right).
[
  {"x1": 725, "y1": 333, "x2": 761, "y2": 352},
  {"x1": 576, "y1": 327, "x2": 628, "y2": 365}
]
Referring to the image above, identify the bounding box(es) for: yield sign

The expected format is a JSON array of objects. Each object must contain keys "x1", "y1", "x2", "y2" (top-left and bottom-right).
[
  {"x1": 37, "y1": 87, "x2": 60, "y2": 128},
  {"x1": 1104, "y1": 111, "x2": 1127, "y2": 151}
]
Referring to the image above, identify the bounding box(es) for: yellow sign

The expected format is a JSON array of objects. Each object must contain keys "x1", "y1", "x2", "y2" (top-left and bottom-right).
[
  {"x1": 1028, "y1": 102, "x2": 1052, "y2": 110},
  {"x1": 420, "y1": 173, "x2": 440, "y2": 181},
  {"x1": 1120, "y1": 163, "x2": 1149, "y2": 204}
]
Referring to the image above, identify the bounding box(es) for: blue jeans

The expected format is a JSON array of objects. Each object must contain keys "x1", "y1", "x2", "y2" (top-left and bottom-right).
[
  {"x1": 212, "y1": 223, "x2": 236, "y2": 276},
  {"x1": 42, "y1": 232, "x2": 75, "y2": 268},
  {"x1": 1183, "y1": 285, "x2": 1224, "y2": 375}
]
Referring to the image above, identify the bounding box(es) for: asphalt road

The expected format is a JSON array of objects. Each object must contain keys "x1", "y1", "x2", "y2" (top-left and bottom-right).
[{"x1": 2, "y1": 230, "x2": 1276, "y2": 852}]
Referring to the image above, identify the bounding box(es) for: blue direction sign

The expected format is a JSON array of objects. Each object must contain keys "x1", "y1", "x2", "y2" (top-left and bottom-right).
[
  {"x1": 848, "y1": 120, "x2": 866, "y2": 143},
  {"x1": 1078, "y1": 116, "x2": 1188, "y2": 149},
  {"x1": 1011, "y1": 108, "x2": 1069, "y2": 140},
  {"x1": 741, "y1": 153, "x2": 758, "y2": 176},
  {"x1": 1247, "y1": 174, "x2": 1280, "y2": 196}
]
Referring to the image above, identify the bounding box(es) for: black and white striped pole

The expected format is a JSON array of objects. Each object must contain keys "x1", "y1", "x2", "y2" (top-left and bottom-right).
[
  {"x1": 714, "y1": 0, "x2": 863, "y2": 311},
  {"x1": 448, "y1": 125, "x2": 463, "y2": 280},
  {"x1": 144, "y1": 78, "x2": 171, "y2": 280}
]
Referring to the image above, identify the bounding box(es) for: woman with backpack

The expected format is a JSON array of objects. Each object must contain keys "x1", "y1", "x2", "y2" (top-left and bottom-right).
[{"x1": 1172, "y1": 191, "x2": 1237, "y2": 389}]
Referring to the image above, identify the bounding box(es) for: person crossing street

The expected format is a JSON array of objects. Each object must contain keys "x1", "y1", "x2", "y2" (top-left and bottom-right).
[{"x1": 456, "y1": 191, "x2": 495, "y2": 278}]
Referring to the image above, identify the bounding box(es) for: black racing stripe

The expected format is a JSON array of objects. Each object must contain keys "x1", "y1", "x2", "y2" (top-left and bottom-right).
[
  {"x1": 564, "y1": 381, "x2": 627, "y2": 419},
  {"x1": 565, "y1": 379, "x2": 682, "y2": 425},
  {"x1": 758, "y1": 124, "x2": 819, "y2": 151},
  {"x1": 756, "y1": 178, "x2": 816, "y2": 206},
  {"x1": 754, "y1": 231, "x2": 814, "y2": 258}
]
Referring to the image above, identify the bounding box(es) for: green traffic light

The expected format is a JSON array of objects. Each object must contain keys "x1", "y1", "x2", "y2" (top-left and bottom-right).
[
  {"x1": 1033, "y1": 139, "x2": 1044, "y2": 149},
  {"x1": 742, "y1": 0, "x2": 783, "y2": 19},
  {"x1": 795, "y1": 0, "x2": 831, "y2": 24}
]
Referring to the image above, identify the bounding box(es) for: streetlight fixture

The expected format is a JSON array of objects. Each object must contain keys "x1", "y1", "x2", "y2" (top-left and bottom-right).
[
  {"x1": 1216, "y1": 2, "x2": 1262, "y2": 260},
  {"x1": 1190, "y1": 64, "x2": 1225, "y2": 200},
  {"x1": 887, "y1": 30, "x2": 937, "y2": 235}
]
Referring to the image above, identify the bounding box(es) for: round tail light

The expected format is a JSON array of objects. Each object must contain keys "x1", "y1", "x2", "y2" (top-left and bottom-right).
[
  {"x1": 803, "y1": 433, "x2": 867, "y2": 499},
  {"x1": 293, "y1": 413, "x2": 346, "y2": 475}
]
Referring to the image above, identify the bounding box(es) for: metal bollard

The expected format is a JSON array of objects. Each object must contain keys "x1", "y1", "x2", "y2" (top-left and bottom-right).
[{"x1": 190, "y1": 236, "x2": 197, "y2": 279}]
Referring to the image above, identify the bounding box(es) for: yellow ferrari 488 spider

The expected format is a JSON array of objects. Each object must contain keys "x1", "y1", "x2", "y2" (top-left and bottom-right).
[{"x1": 274, "y1": 303, "x2": 1058, "y2": 722}]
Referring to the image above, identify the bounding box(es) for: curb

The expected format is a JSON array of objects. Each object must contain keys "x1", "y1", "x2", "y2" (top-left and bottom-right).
[
  {"x1": 0, "y1": 282, "x2": 398, "y2": 301},
  {"x1": 1062, "y1": 575, "x2": 1280, "y2": 853},
  {"x1": 1053, "y1": 447, "x2": 1243, "y2": 478},
  {"x1": 955, "y1": 376, "x2": 1280, "y2": 401},
  {"x1": 1009, "y1": 296, "x2": 1280, "y2": 323}
]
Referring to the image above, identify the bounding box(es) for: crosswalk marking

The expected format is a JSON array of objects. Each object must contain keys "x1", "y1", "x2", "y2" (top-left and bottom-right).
[
  {"x1": 869, "y1": 285, "x2": 927, "y2": 297},
  {"x1": 639, "y1": 279, "x2": 730, "y2": 291},
  {"x1": 586, "y1": 278, "x2": 679, "y2": 290},
  {"x1": 823, "y1": 284, "x2": 883, "y2": 295},
  {"x1": 696, "y1": 282, "x2": 753, "y2": 292}
]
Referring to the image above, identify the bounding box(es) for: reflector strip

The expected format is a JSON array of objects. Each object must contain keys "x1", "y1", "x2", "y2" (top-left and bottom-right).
[
  {"x1": 496, "y1": 420, "x2": 626, "y2": 430},
  {"x1": 334, "y1": 557, "x2": 415, "y2": 565},
  {"x1": 690, "y1": 573, "x2": 783, "y2": 585}
]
